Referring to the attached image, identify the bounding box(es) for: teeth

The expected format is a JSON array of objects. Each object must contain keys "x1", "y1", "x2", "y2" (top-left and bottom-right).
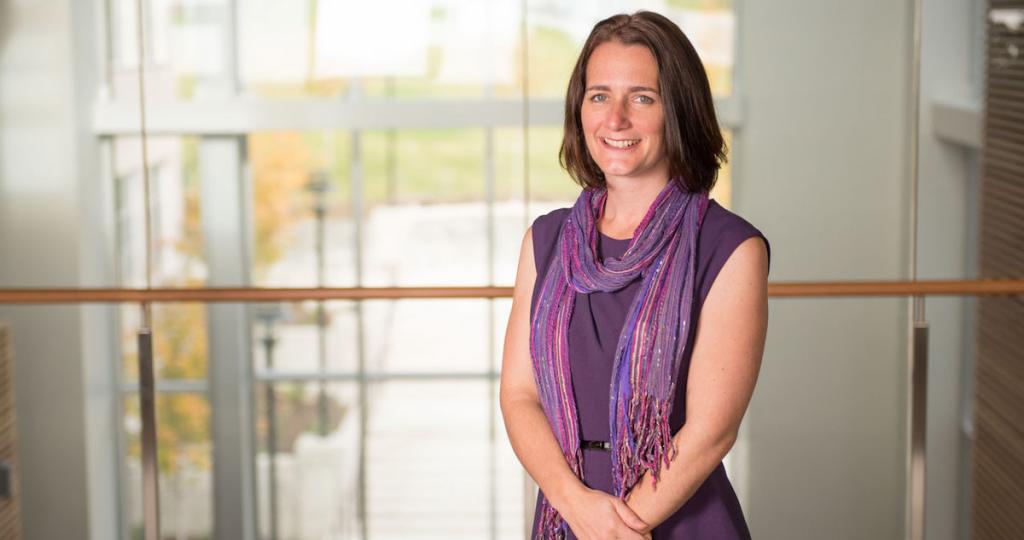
[{"x1": 604, "y1": 138, "x2": 639, "y2": 148}]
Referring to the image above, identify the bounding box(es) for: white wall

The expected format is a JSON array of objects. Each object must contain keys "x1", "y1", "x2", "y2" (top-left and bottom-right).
[
  {"x1": 0, "y1": 0, "x2": 118, "y2": 538},
  {"x1": 735, "y1": 1, "x2": 981, "y2": 539},
  {"x1": 0, "y1": 0, "x2": 89, "y2": 537},
  {"x1": 735, "y1": 0, "x2": 914, "y2": 538}
]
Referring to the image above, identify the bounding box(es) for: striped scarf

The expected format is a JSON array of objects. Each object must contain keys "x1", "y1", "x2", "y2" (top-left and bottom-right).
[{"x1": 530, "y1": 181, "x2": 709, "y2": 538}]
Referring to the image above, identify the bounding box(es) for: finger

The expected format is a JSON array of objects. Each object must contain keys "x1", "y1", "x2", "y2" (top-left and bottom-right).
[
  {"x1": 612, "y1": 499, "x2": 650, "y2": 531},
  {"x1": 616, "y1": 524, "x2": 651, "y2": 540}
]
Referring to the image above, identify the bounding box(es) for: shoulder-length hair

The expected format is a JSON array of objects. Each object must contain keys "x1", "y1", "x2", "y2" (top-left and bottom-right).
[{"x1": 559, "y1": 11, "x2": 726, "y2": 194}]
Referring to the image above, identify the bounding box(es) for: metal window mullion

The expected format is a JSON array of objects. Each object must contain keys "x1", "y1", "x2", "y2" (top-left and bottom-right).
[
  {"x1": 313, "y1": 171, "x2": 330, "y2": 438},
  {"x1": 484, "y1": 31, "x2": 499, "y2": 534},
  {"x1": 198, "y1": 136, "x2": 256, "y2": 540},
  {"x1": 238, "y1": 133, "x2": 264, "y2": 540},
  {"x1": 486, "y1": 126, "x2": 499, "y2": 540},
  {"x1": 99, "y1": 0, "x2": 115, "y2": 100},
  {"x1": 224, "y1": 0, "x2": 241, "y2": 95},
  {"x1": 350, "y1": 78, "x2": 370, "y2": 538},
  {"x1": 103, "y1": 134, "x2": 131, "y2": 540}
]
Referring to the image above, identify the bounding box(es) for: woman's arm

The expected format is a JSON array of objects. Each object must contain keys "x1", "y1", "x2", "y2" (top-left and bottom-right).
[
  {"x1": 500, "y1": 227, "x2": 651, "y2": 539},
  {"x1": 624, "y1": 236, "x2": 770, "y2": 531}
]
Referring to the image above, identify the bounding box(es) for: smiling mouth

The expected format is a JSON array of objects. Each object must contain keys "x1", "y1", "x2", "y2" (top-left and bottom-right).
[{"x1": 603, "y1": 137, "x2": 640, "y2": 149}]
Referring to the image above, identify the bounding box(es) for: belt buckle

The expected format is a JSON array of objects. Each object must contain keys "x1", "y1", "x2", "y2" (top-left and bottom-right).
[{"x1": 583, "y1": 439, "x2": 610, "y2": 451}]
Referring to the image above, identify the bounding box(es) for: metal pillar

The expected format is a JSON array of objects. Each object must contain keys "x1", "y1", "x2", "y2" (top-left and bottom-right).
[{"x1": 137, "y1": 325, "x2": 161, "y2": 540}]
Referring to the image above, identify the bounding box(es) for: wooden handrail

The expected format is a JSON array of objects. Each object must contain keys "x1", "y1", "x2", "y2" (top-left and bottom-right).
[{"x1": 0, "y1": 279, "x2": 1021, "y2": 304}]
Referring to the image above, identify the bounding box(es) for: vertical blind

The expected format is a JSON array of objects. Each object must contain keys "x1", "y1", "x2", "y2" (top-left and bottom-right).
[{"x1": 973, "y1": 2, "x2": 1024, "y2": 538}]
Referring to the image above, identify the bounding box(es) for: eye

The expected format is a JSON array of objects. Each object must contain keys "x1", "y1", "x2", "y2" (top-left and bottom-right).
[
  {"x1": 634, "y1": 94, "x2": 655, "y2": 105},
  {"x1": 588, "y1": 93, "x2": 608, "y2": 103}
]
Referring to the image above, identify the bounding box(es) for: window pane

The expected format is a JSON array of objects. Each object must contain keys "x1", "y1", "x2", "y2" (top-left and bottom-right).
[
  {"x1": 362, "y1": 129, "x2": 488, "y2": 287},
  {"x1": 366, "y1": 380, "x2": 491, "y2": 539},
  {"x1": 240, "y1": 0, "x2": 523, "y2": 100},
  {"x1": 493, "y1": 379, "x2": 528, "y2": 539},
  {"x1": 113, "y1": 136, "x2": 210, "y2": 381},
  {"x1": 248, "y1": 131, "x2": 356, "y2": 288},
  {"x1": 121, "y1": 302, "x2": 210, "y2": 381},
  {"x1": 111, "y1": 0, "x2": 233, "y2": 101},
  {"x1": 113, "y1": 136, "x2": 207, "y2": 288},
  {"x1": 363, "y1": 299, "x2": 490, "y2": 374},
  {"x1": 122, "y1": 393, "x2": 212, "y2": 539},
  {"x1": 492, "y1": 127, "x2": 528, "y2": 286},
  {"x1": 254, "y1": 381, "x2": 360, "y2": 539},
  {"x1": 251, "y1": 301, "x2": 360, "y2": 374}
]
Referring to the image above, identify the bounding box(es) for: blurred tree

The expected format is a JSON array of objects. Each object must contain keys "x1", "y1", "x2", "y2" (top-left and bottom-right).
[{"x1": 249, "y1": 132, "x2": 314, "y2": 278}]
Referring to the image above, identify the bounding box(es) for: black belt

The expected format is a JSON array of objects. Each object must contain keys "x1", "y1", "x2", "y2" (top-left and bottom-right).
[{"x1": 582, "y1": 439, "x2": 611, "y2": 451}]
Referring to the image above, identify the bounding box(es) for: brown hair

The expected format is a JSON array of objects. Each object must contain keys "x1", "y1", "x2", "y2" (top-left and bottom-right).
[{"x1": 559, "y1": 11, "x2": 726, "y2": 193}]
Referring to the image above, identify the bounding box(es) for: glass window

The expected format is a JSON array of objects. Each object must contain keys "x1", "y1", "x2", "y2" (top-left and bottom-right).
[
  {"x1": 113, "y1": 136, "x2": 213, "y2": 538},
  {"x1": 361, "y1": 128, "x2": 489, "y2": 286},
  {"x1": 239, "y1": 0, "x2": 524, "y2": 100},
  {"x1": 365, "y1": 380, "x2": 492, "y2": 538},
  {"x1": 254, "y1": 381, "x2": 359, "y2": 539},
  {"x1": 110, "y1": 0, "x2": 234, "y2": 101},
  {"x1": 248, "y1": 131, "x2": 356, "y2": 288}
]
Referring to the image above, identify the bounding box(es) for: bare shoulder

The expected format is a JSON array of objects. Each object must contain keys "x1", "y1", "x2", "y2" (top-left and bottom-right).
[
  {"x1": 724, "y1": 236, "x2": 770, "y2": 280},
  {"x1": 699, "y1": 235, "x2": 769, "y2": 329}
]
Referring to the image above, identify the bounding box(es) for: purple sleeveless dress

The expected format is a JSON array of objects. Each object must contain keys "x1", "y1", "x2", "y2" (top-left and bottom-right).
[{"x1": 528, "y1": 198, "x2": 770, "y2": 540}]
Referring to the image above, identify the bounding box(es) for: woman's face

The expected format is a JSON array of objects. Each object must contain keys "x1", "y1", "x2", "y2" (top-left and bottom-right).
[{"x1": 581, "y1": 41, "x2": 668, "y2": 186}]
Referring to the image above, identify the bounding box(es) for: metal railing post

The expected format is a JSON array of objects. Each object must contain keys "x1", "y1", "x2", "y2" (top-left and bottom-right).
[
  {"x1": 909, "y1": 297, "x2": 929, "y2": 540},
  {"x1": 138, "y1": 324, "x2": 161, "y2": 540}
]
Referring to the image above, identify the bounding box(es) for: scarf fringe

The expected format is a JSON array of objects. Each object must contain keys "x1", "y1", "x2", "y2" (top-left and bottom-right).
[
  {"x1": 614, "y1": 397, "x2": 677, "y2": 494},
  {"x1": 534, "y1": 502, "x2": 567, "y2": 540}
]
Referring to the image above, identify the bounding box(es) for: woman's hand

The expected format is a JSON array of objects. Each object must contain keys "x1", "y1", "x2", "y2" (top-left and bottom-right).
[{"x1": 557, "y1": 486, "x2": 653, "y2": 540}]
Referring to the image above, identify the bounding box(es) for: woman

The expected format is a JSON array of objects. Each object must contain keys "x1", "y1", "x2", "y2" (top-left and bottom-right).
[{"x1": 499, "y1": 11, "x2": 771, "y2": 540}]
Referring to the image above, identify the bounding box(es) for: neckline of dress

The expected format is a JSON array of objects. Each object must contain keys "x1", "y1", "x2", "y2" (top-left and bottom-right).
[{"x1": 598, "y1": 231, "x2": 632, "y2": 243}]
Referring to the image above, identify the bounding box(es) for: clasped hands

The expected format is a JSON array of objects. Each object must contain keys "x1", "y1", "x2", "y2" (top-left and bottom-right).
[{"x1": 558, "y1": 484, "x2": 653, "y2": 540}]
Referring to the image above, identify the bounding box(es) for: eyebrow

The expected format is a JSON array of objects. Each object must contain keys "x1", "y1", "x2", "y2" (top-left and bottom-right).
[{"x1": 585, "y1": 84, "x2": 660, "y2": 93}]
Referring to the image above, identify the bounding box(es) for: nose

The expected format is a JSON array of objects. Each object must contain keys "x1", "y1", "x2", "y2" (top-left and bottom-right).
[{"x1": 606, "y1": 98, "x2": 631, "y2": 130}]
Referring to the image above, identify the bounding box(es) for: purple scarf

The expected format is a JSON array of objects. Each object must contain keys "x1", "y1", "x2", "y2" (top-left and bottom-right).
[{"x1": 530, "y1": 181, "x2": 709, "y2": 538}]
